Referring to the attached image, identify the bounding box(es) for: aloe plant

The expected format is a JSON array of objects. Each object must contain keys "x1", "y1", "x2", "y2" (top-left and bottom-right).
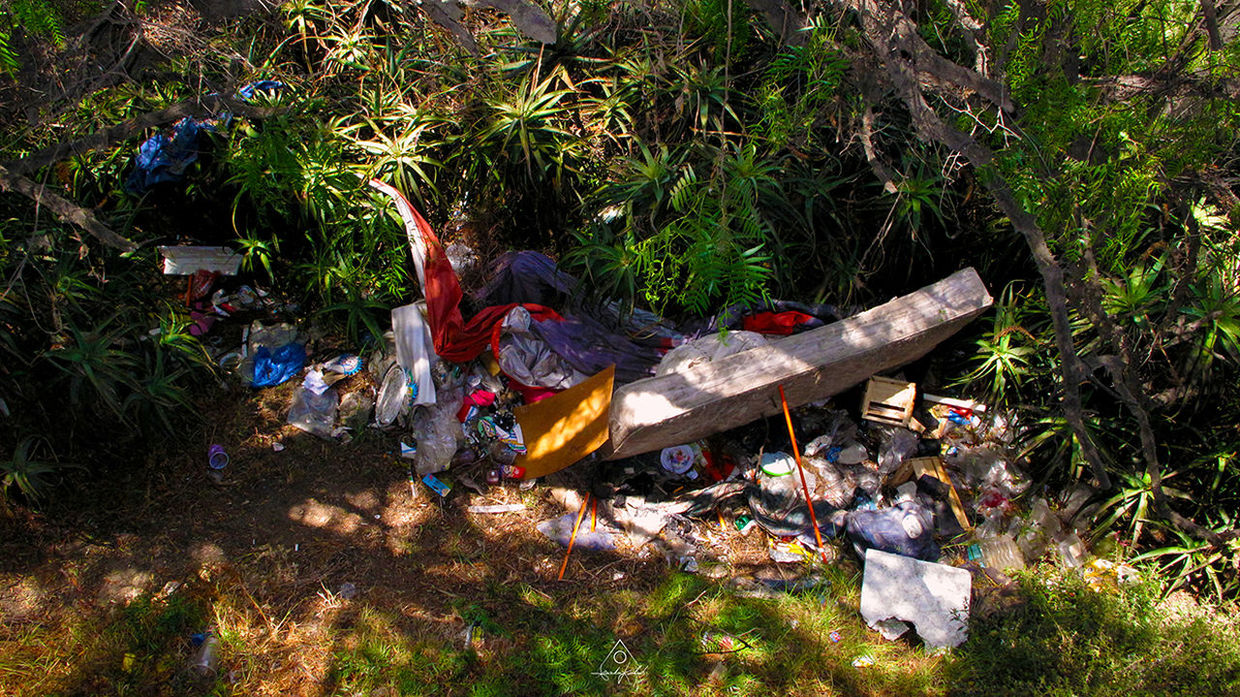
[{"x1": 1, "y1": 436, "x2": 63, "y2": 504}]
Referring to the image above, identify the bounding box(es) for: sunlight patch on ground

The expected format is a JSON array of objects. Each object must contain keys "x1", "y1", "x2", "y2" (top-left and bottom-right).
[{"x1": 287, "y1": 498, "x2": 366, "y2": 534}]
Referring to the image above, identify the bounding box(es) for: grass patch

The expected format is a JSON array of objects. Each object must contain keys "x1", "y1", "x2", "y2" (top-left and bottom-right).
[
  {"x1": 4, "y1": 550, "x2": 1240, "y2": 696},
  {"x1": 0, "y1": 586, "x2": 218, "y2": 696},
  {"x1": 950, "y1": 565, "x2": 1240, "y2": 696}
]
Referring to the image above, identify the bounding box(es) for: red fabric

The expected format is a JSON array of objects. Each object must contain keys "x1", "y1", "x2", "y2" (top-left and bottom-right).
[
  {"x1": 380, "y1": 185, "x2": 519, "y2": 362},
  {"x1": 456, "y1": 389, "x2": 497, "y2": 422},
  {"x1": 742, "y1": 310, "x2": 816, "y2": 336},
  {"x1": 701, "y1": 448, "x2": 736, "y2": 482}
]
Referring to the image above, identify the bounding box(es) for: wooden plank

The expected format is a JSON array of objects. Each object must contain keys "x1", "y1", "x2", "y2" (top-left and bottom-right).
[
  {"x1": 891, "y1": 456, "x2": 972, "y2": 531},
  {"x1": 602, "y1": 268, "x2": 993, "y2": 460}
]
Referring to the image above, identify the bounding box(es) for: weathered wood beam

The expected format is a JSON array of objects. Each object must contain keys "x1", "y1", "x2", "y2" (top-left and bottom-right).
[{"x1": 603, "y1": 268, "x2": 993, "y2": 460}]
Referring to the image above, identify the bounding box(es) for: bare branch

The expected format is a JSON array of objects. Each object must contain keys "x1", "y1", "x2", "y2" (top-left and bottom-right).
[
  {"x1": 1202, "y1": 0, "x2": 1224, "y2": 50},
  {"x1": 0, "y1": 165, "x2": 138, "y2": 253},
  {"x1": 860, "y1": 106, "x2": 898, "y2": 194},
  {"x1": 743, "y1": 0, "x2": 809, "y2": 45},
  {"x1": 941, "y1": 0, "x2": 989, "y2": 77},
  {"x1": 843, "y1": 0, "x2": 1111, "y2": 489}
]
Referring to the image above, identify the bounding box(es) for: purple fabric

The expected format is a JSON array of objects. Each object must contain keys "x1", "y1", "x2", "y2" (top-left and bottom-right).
[
  {"x1": 475, "y1": 251, "x2": 576, "y2": 308},
  {"x1": 477, "y1": 251, "x2": 664, "y2": 385},
  {"x1": 529, "y1": 313, "x2": 661, "y2": 384}
]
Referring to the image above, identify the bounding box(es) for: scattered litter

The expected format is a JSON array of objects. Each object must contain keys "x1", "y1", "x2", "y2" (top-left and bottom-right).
[
  {"x1": 467, "y1": 503, "x2": 526, "y2": 514},
  {"x1": 252, "y1": 342, "x2": 307, "y2": 388},
  {"x1": 1083, "y1": 558, "x2": 1139, "y2": 590},
  {"x1": 322, "y1": 354, "x2": 363, "y2": 375},
  {"x1": 861, "y1": 376, "x2": 916, "y2": 428},
  {"x1": 847, "y1": 502, "x2": 939, "y2": 561},
  {"x1": 287, "y1": 385, "x2": 338, "y2": 439},
  {"x1": 338, "y1": 582, "x2": 358, "y2": 600},
  {"x1": 661, "y1": 444, "x2": 701, "y2": 475},
  {"x1": 189, "y1": 632, "x2": 219, "y2": 677},
  {"x1": 422, "y1": 473, "x2": 451, "y2": 497},
  {"x1": 851, "y1": 654, "x2": 875, "y2": 668},
  {"x1": 207, "y1": 444, "x2": 228, "y2": 470},
  {"x1": 158, "y1": 246, "x2": 242, "y2": 276},
  {"x1": 974, "y1": 533, "x2": 1025, "y2": 572},
  {"x1": 151, "y1": 180, "x2": 1053, "y2": 604},
  {"x1": 859, "y1": 549, "x2": 971, "y2": 649},
  {"x1": 768, "y1": 538, "x2": 813, "y2": 563},
  {"x1": 538, "y1": 512, "x2": 615, "y2": 551}
]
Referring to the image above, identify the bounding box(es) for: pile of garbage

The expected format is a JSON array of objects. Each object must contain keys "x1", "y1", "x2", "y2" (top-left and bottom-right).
[{"x1": 157, "y1": 182, "x2": 1122, "y2": 653}]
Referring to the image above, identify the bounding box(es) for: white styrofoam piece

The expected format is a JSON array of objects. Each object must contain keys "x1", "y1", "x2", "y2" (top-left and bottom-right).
[
  {"x1": 860, "y1": 548, "x2": 971, "y2": 649},
  {"x1": 157, "y1": 246, "x2": 243, "y2": 275}
]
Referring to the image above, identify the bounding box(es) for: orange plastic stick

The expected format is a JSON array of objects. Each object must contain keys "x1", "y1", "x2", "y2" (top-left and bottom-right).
[
  {"x1": 778, "y1": 385, "x2": 829, "y2": 563},
  {"x1": 558, "y1": 493, "x2": 591, "y2": 581},
  {"x1": 590, "y1": 497, "x2": 598, "y2": 532}
]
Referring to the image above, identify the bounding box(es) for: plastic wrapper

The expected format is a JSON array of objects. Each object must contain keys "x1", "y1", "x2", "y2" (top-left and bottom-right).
[
  {"x1": 392, "y1": 302, "x2": 438, "y2": 407},
  {"x1": 410, "y1": 388, "x2": 463, "y2": 476},
  {"x1": 805, "y1": 456, "x2": 855, "y2": 508},
  {"x1": 1012, "y1": 497, "x2": 1062, "y2": 561},
  {"x1": 338, "y1": 390, "x2": 374, "y2": 432},
  {"x1": 852, "y1": 465, "x2": 882, "y2": 499},
  {"x1": 288, "y1": 386, "x2": 338, "y2": 438},
  {"x1": 846, "y1": 502, "x2": 939, "y2": 561},
  {"x1": 498, "y1": 306, "x2": 586, "y2": 390},
  {"x1": 878, "y1": 428, "x2": 919, "y2": 475},
  {"x1": 655, "y1": 330, "x2": 768, "y2": 376}
]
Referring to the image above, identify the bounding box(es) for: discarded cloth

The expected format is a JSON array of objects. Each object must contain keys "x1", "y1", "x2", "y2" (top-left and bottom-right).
[
  {"x1": 696, "y1": 299, "x2": 840, "y2": 335},
  {"x1": 474, "y1": 250, "x2": 576, "y2": 308},
  {"x1": 742, "y1": 310, "x2": 818, "y2": 336},
  {"x1": 370, "y1": 179, "x2": 518, "y2": 362}
]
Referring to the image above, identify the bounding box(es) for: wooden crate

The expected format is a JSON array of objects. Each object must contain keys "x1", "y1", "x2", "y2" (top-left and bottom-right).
[{"x1": 861, "y1": 376, "x2": 916, "y2": 427}]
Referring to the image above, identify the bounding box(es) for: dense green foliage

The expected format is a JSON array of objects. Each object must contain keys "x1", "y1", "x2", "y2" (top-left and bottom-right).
[{"x1": 2, "y1": 0, "x2": 1240, "y2": 596}]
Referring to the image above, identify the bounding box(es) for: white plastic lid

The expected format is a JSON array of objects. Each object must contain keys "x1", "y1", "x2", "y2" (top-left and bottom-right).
[{"x1": 760, "y1": 452, "x2": 796, "y2": 477}]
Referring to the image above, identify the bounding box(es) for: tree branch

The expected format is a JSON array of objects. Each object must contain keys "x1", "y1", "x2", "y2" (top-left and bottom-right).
[
  {"x1": 0, "y1": 165, "x2": 138, "y2": 253},
  {"x1": 860, "y1": 105, "x2": 898, "y2": 194},
  {"x1": 845, "y1": 0, "x2": 1111, "y2": 489}
]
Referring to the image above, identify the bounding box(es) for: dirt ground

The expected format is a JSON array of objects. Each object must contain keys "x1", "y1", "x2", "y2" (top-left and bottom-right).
[{"x1": 0, "y1": 376, "x2": 806, "y2": 695}]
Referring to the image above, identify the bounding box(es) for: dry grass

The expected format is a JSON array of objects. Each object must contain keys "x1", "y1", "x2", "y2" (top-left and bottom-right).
[{"x1": 3, "y1": 386, "x2": 1239, "y2": 696}]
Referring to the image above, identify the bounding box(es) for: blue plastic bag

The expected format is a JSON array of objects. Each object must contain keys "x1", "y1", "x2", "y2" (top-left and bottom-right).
[
  {"x1": 125, "y1": 117, "x2": 215, "y2": 194},
  {"x1": 251, "y1": 343, "x2": 306, "y2": 388}
]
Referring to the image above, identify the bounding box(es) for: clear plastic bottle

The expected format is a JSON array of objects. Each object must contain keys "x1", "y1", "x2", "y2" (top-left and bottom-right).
[{"x1": 189, "y1": 633, "x2": 218, "y2": 677}]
